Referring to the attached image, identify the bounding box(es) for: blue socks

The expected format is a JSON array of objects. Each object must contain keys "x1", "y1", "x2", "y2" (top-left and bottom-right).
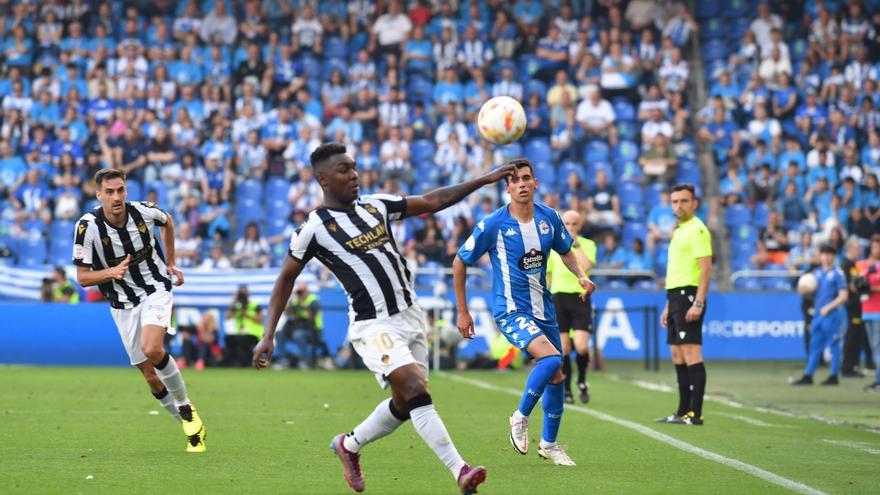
[
  {"x1": 542, "y1": 382, "x2": 564, "y2": 443},
  {"x1": 518, "y1": 356, "x2": 562, "y2": 416}
]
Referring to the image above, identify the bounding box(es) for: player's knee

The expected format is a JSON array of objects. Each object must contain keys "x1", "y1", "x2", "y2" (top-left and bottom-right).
[
  {"x1": 539, "y1": 355, "x2": 563, "y2": 373},
  {"x1": 142, "y1": 344, "x2": 165, "y2": 364},
  {"x1": 550, "y1": 368, "x2": 565, "y2": 384},
  {"x1": 405, "y1": 392, "x2": 433, "y2": 413}
]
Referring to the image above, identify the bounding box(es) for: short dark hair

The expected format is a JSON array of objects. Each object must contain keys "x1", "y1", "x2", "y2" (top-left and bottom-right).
[
  {"x1": 310, "y1": 142, "x2": 347, "y2": 171},
  {"x1": 670, "y1": 183, "x2": 696, "y2": 199},
  {"x1": 94, "y1": 168, "x2": 126, "y2": 187},
  {"x1": 871, "y1": 234, "x2": 880, "y2": 246},
  {"x1": 819, "y1": 244, "x2": 837, "y2": 255},
  {"x1": 505, "y1": 157, "x2": 535, "y2": 180}
]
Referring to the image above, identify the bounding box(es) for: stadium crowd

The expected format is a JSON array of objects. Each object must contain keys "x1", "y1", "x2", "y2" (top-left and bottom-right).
[
  {"x1": 696, "y1": 0, "x2": 880, "y2": 287},
  {"x1": 7, "y1": 0, "x2": 878, "y2": 292},
  {"x1": 0, "y1": 0, "x2": 709, "y2": 290}
]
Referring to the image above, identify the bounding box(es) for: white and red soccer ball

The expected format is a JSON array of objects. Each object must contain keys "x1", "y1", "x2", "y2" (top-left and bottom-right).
[{"x1": 477, "y1": 96, "x2": 527, "y2": 145}]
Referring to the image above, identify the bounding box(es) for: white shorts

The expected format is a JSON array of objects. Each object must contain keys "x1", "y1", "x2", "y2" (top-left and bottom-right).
[
  {"x1": 349, "y1": 305, "x2": 430, "y2": 389},
  {"x1": 110, "y1": 290, "x2": 173, "y2": 366}
]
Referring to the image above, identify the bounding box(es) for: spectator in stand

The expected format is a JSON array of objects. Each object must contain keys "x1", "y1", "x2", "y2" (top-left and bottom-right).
[
  {"x1": 550, "y1": 105, "x2": 578, "y2": 164},
  {"x1": 752, "y1": 211, "x2": 790, "y2": 268},
  {"x1": 720, "y1": 162, "x2": 748, "y2": 203},
  {"x1": 775, "y1": 181, "x2": 810, "y2": 231},
  {"x1": 586, "y1": 169, "x2": 622, "y2": 232},
  {"x1": 458, "y1": 25, "x2": 493, "y2": 81},
  {"x1": 12, "y1": 169, "x2": 52, "y2": 222},
  {"x1": 535, "y1": 25, "x2": 569, "y2": 82},
  {"x1": 199, "y1": 188, "x2": 231, "y2": 240},
  {"x1": 597, "y1": 234, "x2": 627, "y2": 269},
  {"x1": 639, "y1": 134, "x2": 677, "y2": 184},
  {"x1": 699, "y1": 104, "x2": 740, "y2": 166},
  {"x1": 750, "y1": 2, "x2": 782, "y2": 49},
  {"x1": 600, "y1": 41, "x2": 637, "y2": 102},
  {"x1": 662, "y1": 2, "x2": 697, "y2": 48},
  {"x1": 379, "y1": 126, "x2": 412, "y2": 186},
  {"x1": 413, "y1": 215, "x2": 446, "y2": 265},
  {"x1": 749, "y1": 163, "x2": 778, "y2": 203},
  {"x1": 647, "y1": 190, "x2": 677, "y2": 251},
  {"x1": 174, "y1": 221, "x2": 201, "y2": 269},
  {"x1": 233, "y1": 221, "x2": 270, "y2": 269},
  {"x1": 641, "y1": 107, "x2": 674, "y2": 150},
  {"x1": 746, "y1": 104, "x2": 782, "y2": 148},
  {"x1": 787, "y1": 231, "x2": 817, "y2": 273},
  {"x1": 370, "y1": 0, "x2": 412, "y2": 59},
  {"x1": 291, "y1": 5, "x2": 323, "y2": 55},
  {"x1": 547, "y1": 70, "x2": 577, "y2": 109},
  {"x1": 287, "y1": 165, "x2": 323, "y2": 212},
  {"x1": 200, "y1": 245, "x2": 232, "y2": 270},
  {"x1": 0, "y1": 139, "x2": 26, "y2": 199},
  {"x1": 576, "y1": 87, "x2": 617, "y2": 146}
]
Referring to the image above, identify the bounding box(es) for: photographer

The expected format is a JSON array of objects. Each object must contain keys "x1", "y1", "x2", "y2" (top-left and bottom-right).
[
  {"x1": 51, "y1": 267, "x2": 80, "y2": 303},
  {"x1": 278, "y1": 283, "x2": 331, "y2": 369},
  {"x1": 223, "y1": 285, "x2": 264, "y2": 367},
  {"x1": 856, "y1": 235, "x2": 880, "y2": 391}
]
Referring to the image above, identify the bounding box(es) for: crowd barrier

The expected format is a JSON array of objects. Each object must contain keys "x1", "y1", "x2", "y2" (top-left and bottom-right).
[{"x1": 1, "y1": 286, "x2": 808, "y2": 366}]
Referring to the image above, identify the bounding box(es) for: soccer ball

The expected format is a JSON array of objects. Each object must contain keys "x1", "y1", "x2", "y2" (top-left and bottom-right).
[
  {"x1": 797, "y1": 273, "x2": 817, "y2": 296},
  {"x1": 477, "y1": 96, "x2": 527, "y2": 145}
]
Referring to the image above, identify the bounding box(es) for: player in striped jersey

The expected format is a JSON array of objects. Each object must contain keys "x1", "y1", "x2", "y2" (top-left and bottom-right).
[
  {"x1": 253, "y1": 143, "x2": 514, "y2": 494},
  {"x1": 72, "y1": 168, "x2": 206, "y2": 452},
  {"x1": 453, "y1": 158, "x2": 595, "y2": 466}
]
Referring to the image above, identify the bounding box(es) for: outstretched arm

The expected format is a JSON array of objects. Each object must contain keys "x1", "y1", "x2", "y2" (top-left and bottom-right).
[
  {"x1": 253, "y1": 256, "x2": 306, "y2": 368},
  {"x1": 403, "y1": 164, "x2": 515, "y2": 218}
]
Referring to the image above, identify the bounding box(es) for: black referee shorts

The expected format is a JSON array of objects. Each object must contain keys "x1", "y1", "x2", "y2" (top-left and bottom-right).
[
  {"x1": 666, "y1": 286, "x2": 705, "y2": 346},
  {"x1": 552, "y1": 293, "x2": 593, "y2": 334}
]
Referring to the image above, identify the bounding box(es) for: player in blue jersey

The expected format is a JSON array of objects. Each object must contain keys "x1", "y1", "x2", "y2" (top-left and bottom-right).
[
  {"x1": 453, "y1": 158, "x2": 595, "y2": 467},
  {"x1": 792, "y1": 244, "x2": 849, "y2": 386}
]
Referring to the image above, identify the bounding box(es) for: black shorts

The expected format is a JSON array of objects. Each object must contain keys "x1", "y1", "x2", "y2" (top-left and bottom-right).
[
  {"x1": 552, "y1": 293, "x2": 592, "y2": 334},
  {"x1": 666, "y1": 286, "x2": 704, "y2": 345}
]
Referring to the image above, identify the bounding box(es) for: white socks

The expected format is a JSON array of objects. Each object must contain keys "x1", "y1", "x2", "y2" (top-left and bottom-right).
[
  {"x1": 512, "y1": 409, "x2": 527, "y2": 420},
  {"x1": 154, "y1": 354, "x2": 190, "y2": 408},
  {"x1": 410, "y1": 404, "x2": 466, "y2": 479},
  {"x1": 153, "y1": 388, "x2": 181, "y2": 420},
  {"x1": 344, "y1": 399, "x2": 406, "y2": 453}
]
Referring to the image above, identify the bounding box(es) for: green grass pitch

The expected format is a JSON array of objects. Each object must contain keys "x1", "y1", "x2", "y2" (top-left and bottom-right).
[{"x1": 1, "y1": 362, "x2": 877, "y2": 494}]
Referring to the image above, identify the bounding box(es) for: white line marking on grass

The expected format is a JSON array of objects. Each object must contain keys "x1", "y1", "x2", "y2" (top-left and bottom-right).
[
  {"x1": 716, "y1": 412, "x2": 795, "y2": 428},
  {"x1": 822, "y1": 439, "x2": 880, "y2": 455},
  {"x1": 440, "y1": 373, "x2": 827, "y2": 495}
]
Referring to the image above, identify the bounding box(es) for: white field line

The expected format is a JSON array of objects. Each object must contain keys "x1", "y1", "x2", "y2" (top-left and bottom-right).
[
  {"x1": 715, "y1": 411, "x2": 796, "y2": 428},
  {"x1": 821, "y1": 439, "x2": 880, "y2": 455},
  {"x1": 440, "y1": 373, "x2": 827, "y2": 495}
]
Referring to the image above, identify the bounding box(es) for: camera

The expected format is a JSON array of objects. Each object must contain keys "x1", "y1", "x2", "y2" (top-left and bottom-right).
[{"x1": 853, "y1": 275, "x2": 870, "y2": 298}]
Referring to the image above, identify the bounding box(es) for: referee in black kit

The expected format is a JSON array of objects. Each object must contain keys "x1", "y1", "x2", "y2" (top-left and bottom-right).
[{"x1": 655, "y1": 184, "x2": 713, "y2": 426}]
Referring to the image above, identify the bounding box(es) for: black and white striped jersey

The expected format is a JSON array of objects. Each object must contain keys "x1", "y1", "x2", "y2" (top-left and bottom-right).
[
  {"x1": 72, "y1": 201, "x2": 173, "y2": 309},
  {"x1": 288, "y1": 194, "x2": 416, "y2": 322}
]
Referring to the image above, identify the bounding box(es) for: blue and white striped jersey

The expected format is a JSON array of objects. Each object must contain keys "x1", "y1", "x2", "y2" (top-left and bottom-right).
[{"x1": 457, "y1": 202, "x2": 572, "y2": 322}]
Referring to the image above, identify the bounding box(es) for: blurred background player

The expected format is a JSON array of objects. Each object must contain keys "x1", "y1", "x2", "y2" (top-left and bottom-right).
[
  {"x1": 72, "y1": 168, "x2": 205, "y2": 452},
  {"x1": 656, "y1": 184, "x2": 712, "y2": 426},
  {"x1": 454, "y1": 158, "x2": 595, "y2": 467},
  {"x1": 792, "y1": 245, "x2": 848, "y2": 386},
  {"x1": 253, "y1": 143, "x2": 514, "y2": 494},
  {"x1": 546, "y1": 210, "x2": 596, "y2": 404}
]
